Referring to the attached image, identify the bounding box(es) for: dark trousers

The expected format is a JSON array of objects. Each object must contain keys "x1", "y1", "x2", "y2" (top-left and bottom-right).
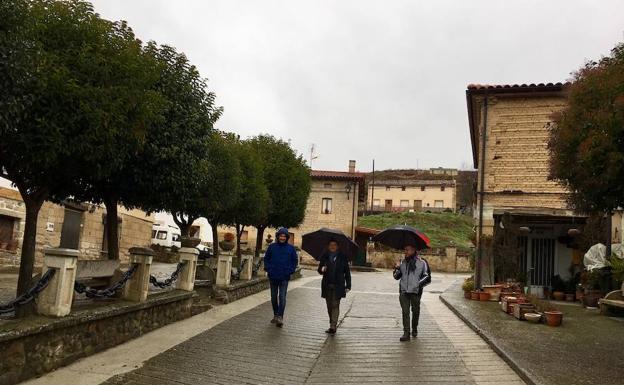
[
  {"x1": 270, "y1": 279, "x2": 289, "y2": 317},
  {"x1": 325, "y1": 288, "x2": 341, "y2": 328},
  {"x1": 399, "y1": 292, "x2": 422, "y2": 334}
]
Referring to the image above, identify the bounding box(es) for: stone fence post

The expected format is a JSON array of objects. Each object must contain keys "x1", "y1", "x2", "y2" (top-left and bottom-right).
[
  {"x1": 445, "y1": 246, "x2": 457, "y2": 273},
  {"x1": 37, "y1": 248, "x2": 79, "y2": 317},
  {"x1": 216, "y1": 253, "x2": 233, "y2": 287},
  {"x1": 122, "y1": 247, "x2": 153, "y2": 302},
  {"x1": 176, "y1": 247, "x2": 199, "y2": 291},
  {"x1": 240, "y1": 255, "x2": 253, "y2": 280}
]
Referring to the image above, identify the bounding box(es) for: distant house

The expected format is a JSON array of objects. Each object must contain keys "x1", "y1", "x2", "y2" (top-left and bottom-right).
[
  {"x1": 0, "y1": 186, "x2": 154, "y2": 269},
  {"x1": 466, "y1": 82, "x2": 598, "y2": 288},
  {"x1": 218, "y1": 161, "x2": 365, "y2": 252},
  {"x1": 367, "y1": 178, "x2": 456, "y2": 213}
]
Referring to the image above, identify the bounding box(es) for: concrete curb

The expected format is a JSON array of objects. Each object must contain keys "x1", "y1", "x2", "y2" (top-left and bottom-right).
[{"x1": 439, "y1": 293, "x2": 540, "y2": 385}]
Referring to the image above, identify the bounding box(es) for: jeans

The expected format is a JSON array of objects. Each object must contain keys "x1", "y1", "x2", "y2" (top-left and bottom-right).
[
  {"x1": 325, "y1": 287, "x2": 341, "y2": 328},
  {"x1": 399, "y1": 292, "x2": 422, "y2": 334},
  {"x1": 270, "y1": 279, "x2": 289, "y2": 317}
]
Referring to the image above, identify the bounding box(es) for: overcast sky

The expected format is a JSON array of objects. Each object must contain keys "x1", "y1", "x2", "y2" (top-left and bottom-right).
[{"x1": 88, "y1": 0, "x2": 623, "y2": 173}]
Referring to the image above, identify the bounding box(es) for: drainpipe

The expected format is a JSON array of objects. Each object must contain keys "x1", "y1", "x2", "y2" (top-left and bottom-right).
[
  {"x1": 351, "y1": 181, "x2": 357, "y2": 239},
  {"x1": 476, "y1": 95, "x2": 489, "y2": 289}
]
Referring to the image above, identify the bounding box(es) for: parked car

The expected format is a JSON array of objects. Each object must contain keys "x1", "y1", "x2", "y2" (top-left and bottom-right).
[{"x1": 151, "y1": 224, "x2": 181, "y2": 249}]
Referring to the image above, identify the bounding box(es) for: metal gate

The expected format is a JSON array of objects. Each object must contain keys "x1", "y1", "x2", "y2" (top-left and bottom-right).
[{"x1": 529, "y1": 238, "x2": 555, "y2": 286}]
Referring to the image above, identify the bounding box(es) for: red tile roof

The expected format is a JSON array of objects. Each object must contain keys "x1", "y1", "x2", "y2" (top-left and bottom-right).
[
  {"x1": 467, "y1": 82, "x2": 570, "y2": 91},
  {"x1": 310, "y1": 170, "x2": 365, "y2": 180}
]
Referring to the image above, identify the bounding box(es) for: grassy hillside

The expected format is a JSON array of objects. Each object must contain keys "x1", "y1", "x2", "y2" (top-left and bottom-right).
[{"x1": 358, "y1": 212, "x2": 474, "y2": 251}]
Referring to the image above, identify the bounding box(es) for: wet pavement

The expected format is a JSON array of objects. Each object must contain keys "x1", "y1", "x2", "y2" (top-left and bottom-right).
[
  {"x1": 441, "y1": 282, "x2": 624, "y2": 385},
  {"x1": 100, "y1": 271, "x2": 524, "y2": 385}
]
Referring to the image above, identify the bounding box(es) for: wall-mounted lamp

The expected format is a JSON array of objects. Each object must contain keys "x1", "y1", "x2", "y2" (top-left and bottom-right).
[{"x1": 345, "y1": 183, "x2": 352, "y2": 200}]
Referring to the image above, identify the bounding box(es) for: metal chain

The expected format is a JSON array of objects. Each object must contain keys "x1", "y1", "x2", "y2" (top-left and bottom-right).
[
  {"x1": 149, "y1": 261, "x2": 186, "y2": 288},
  {"x1": 0, "y1": 269, "x2": 56, "y2": 315},
  {"x1": 74, "y1": 264, "x2": 138, "y2": 298}
]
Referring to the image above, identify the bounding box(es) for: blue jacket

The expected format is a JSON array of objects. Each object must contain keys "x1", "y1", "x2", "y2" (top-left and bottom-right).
[{"x1": 264, "y1": 228, "x2": 298, "y2": 281}]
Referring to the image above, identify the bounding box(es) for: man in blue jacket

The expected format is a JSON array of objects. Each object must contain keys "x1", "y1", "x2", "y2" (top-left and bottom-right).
[{"x1": 264, "y1": 227, "x2": 298, "y2": 327}]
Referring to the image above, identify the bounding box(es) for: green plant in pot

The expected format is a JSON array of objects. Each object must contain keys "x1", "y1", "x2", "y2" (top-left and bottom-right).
[
  {"x1": 219, "y1": 232, "x2": 236, "y2": 252},
  {"x1": 462, "y1": 278, "x2": 475, "y2": 299},
  {"x1": 583, "y1": 269, "x2": 603, "y2": 308},
  {"x1": 551, "y1": 275, "x2": 566, "y2": 301}
]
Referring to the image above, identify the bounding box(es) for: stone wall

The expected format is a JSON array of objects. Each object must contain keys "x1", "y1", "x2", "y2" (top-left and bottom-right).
[
  {"x1": 0, "y1": 291, "x2": 194, "y2": 385},
  {"x1": 0, "y1": 188, "x2": 154, "y2": 269},
  {"x1": 367, "y1": 247, "x2": 472, "y2": 273}
]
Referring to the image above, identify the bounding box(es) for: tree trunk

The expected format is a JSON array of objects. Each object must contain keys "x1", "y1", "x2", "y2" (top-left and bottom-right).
[
  {"x1": 172, "y1": 212, "x2": 194, "y2": 238},
  {"x1": 103, "y1": 196, "x2": 120, "y2": 260},
  {"x1": 235, "y1": 224, "x2": 244, "y2": 258},
  {"x1": 606, "y1": 211, "x2": 613, "y2": 258},
  {"x1": 15, "y1": 194, "x2": 44, "y2": 317},
  {"x1": 208, "y1": 220, "x2": 219, "y2": 257},
  {"x1": 255, "y1": 225, "x2": 266, "y2": 258}
]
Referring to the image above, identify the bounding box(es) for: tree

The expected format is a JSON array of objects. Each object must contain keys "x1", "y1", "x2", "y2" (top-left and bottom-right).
[
  {"x1": 246, "y1": 135, "x2": 311, "y2": 257},
  {"x1": 112, "y1": 42, "x2": 222, "y2": 248},
  {"x1": 548, "y1": 42, "x2": 624, "y2": 256},
  {"x1": 0, "y1": 0, "x2": 134, "y2": 303},
  {"x1": 227, "y1": 139, "x2": 269, "y2": 258}
]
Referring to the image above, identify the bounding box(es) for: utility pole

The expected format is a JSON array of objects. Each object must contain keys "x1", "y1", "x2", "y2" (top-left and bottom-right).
[{"x1": 370, "y1": 159, "x2": 375, "y2": 212}]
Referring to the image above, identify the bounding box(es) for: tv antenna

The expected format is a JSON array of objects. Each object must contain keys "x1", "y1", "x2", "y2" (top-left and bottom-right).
[{"x1": 309, "y1": 143, "x2": 319, "y2": 168}]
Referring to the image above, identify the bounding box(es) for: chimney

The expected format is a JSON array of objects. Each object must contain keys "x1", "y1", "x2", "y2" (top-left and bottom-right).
[{"x1": 348, "y1": 160, "x2": 356, "y2": 173}]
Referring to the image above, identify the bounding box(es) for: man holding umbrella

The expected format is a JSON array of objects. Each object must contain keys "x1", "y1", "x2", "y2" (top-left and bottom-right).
[
  {"x1": 302, "y1": 228, "x2": 356, "y2": 334},
  {"x1": 373, "y1": 225, "x2": 432, "y2": 342}
]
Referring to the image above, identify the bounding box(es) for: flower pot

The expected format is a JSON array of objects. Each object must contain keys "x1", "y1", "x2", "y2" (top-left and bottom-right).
[
  {"x1": 181, "y1": 237, "x2": 201, "y2": 248},
  {"x1": 544, "y1": 311, "x2": 563, "y2": 327},
  {"x1": 565, "y1": 293, "x2": 575, "y2": 302},
  {"x1": 479, "y1": 292, "x2": 491, "y2": 301},
  {"x1": 464, "y1": 291, "x2": 471, "y2": 299},
  {"x1": 553, "y1": 291, "x2": 565, "y2": 301},
  {"x1": 583, "y1": 293, "x2": 601, "y2": 308},
  {"x1": 524, "y1": 313, "x2": 542, "y2": 323},
  {"x1": 470, "y1": 291, "x2": 479, "y2": 300},
  {"x1": 219, "y1": 240, "x2": 235, "y2": 252}
]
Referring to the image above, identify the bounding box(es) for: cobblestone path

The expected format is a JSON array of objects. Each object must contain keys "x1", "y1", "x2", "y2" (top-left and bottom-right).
[{"x1": 103, "y1": 272, "x2": 524, "y2": 385}]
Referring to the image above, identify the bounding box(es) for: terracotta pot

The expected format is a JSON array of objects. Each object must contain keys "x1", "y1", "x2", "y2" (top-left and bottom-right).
[
  {"x1": 565, "y1": 293, "x2": 575, "y2": 302},
  {"x1": 583, "y1": 293, "x2": 601, "y2": 308},
  {"x1": 464, "y1": 291, "x2": 471, "y2": 299},
  {"x1": 544, "y1": 311, "x2": 563, "y2": 327},
  {"x1": 470, "y1": 291, "x2": 479, "y2": 300},
  {"x1": 553, "y1": 291, "x2": 565, "y2": 301},
  {"x1": 479, "y1": 292, "x2": 491, "y2": 301}
]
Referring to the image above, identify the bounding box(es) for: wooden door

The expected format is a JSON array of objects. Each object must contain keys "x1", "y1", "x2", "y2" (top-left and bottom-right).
[
  {"x1": 413, "y1": 200, "x2": 422, "y2": 211},
  {"x1": 384, "y1": 200, "x2": 393, "y2": 211},
  {"x1": 60, "y1": 209, "x2": 82, "y2": 249}
]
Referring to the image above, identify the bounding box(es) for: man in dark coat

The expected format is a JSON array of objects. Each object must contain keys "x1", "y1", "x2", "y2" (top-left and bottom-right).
[
  {"x1": 264, "y1": 227, "x2": 298, "y2": 327},
  {"x1": 317, "y1": 239, "x2": 351, "y2": 334}
]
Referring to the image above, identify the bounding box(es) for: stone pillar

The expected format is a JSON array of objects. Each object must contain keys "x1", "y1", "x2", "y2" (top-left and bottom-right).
[
  {"x1": 122, "y1": 247, "x2": 153, "y2": 302},
  {"x1": 216, "y1": 253, "x2": 233, "y2": 287},
  {"x1": 240, "y1": 255, "x2": 253, "y2": 280},
  {"x1": 445, "y1": 246, "x2": 457, "y2": 273},
  {"x1": 37, "y1": 248, "x2": 79, "y2": 317},
  {"x1": 257, "y1": 257, "x2": 267, "y2": 277},
  {"x1": 176, "y1": 247, "x2": 199, "y2": 291}
]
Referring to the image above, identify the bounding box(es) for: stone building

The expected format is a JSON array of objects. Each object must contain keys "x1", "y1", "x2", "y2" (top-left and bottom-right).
[
  {"x1": 467, "y1": 82, "x2": 589, "y2": 288},
  {"x1": 0, "y1": 186, "x2": 154, "y2": 269},
  {"x1": 368, "y1": 179, "x2": 456, "y2": 212},
  {"x1": 218, "y1": 161, "x2": 365, "y2": 254}
]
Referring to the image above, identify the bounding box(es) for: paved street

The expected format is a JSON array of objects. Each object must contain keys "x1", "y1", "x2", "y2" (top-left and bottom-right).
[{"x1": 94, "y1": 271, "x2": 524, "y2": 385}]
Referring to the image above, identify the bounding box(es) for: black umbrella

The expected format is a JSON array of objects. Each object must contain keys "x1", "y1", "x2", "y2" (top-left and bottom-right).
[
  {"x1": 372, "y1": 225, "x2": 431, "y2": 250},
  {"x1": 302, "y1": 228, "x2": 359, "y2": 261}
]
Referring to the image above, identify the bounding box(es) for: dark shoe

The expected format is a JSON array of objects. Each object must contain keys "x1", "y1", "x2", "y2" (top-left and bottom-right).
[
  {"x1": 276, "y1": 316, "x2": 283, "y2": 327},
  {"x1": 411, "y1": 330, "x2": 418, "y2": 338},
  {"x1": 325, "y1": 328, "x2": 336, "y2": 334},
  {"x1": 270, "y1": 316, "x2": 277, "y2": 324},
  {"x1": 400, "y1": 333, "x2": 410, "y2": 342}
]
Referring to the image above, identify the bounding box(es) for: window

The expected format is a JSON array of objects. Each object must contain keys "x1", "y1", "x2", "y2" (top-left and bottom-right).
[
  {"x1": 434, "y1": 200, "x2": 444, "y2": 208},
  {"x1": 172, "y1": 233, "x2": 181, "y2": 242},
  {"x1": 151, "y1": 230, "x2": 157, "y2": 239},
  {"x1": 441, "y1": 185, "x2": 445, "y2": 191},
  {"x1": 400, "y1": 200, "x2": 409, "y2": 208},
  {"x1": 373, "y1": 199, "x2": 381, "y2": 207},
  {"x1": 240, "y1": 230, "x2": 249, "y2": 244},
  {"x1": 420, "y1": 186, "x2": 425, "y2": 191},
  {"x1": 288, "y1": 232, "x2": 295, "y2": 245},
  {"x1": 386, "y1": 186, "x2": 391, "y2": 191},
  {"x1": 0, "y1": 215, "x2": 15, "y2": 248},
  {"x1": 156, "y1": 231, "x2": 168, "y2": 240},
  {"x1": 401, "y1": 186, "x2": 406, "y2": 191},
  {"x1": 324, "y1": 183, "x2": 332, "y2": 189},
  {"x1": 322, "y1": 198, "x2": 333, "y2": 214}
]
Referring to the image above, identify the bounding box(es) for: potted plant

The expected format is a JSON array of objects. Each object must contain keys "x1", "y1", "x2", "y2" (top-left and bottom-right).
[
  {"x1": 219, "y1": 232, "x2": 235, "y2": 252},
  {"x1": 479, "y1": 291, "x2": 491, "y2": 301},
  {"x1": 583, "y1": 269, "x2": 603, "y2": 308},
  {"x1": 462, "y1": 278, "x2": 475, "y2": 299},
  {"x1": 543, "y1": 303, "x2": 563, "y2": 327},
  {"x1": 470, "y1": 290, "x2": 479, "y2": 300}
]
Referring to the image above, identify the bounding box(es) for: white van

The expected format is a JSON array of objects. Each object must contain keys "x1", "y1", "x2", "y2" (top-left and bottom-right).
[{"x1": 151, "y1": 223, "x2": 181, "y2": 249}]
